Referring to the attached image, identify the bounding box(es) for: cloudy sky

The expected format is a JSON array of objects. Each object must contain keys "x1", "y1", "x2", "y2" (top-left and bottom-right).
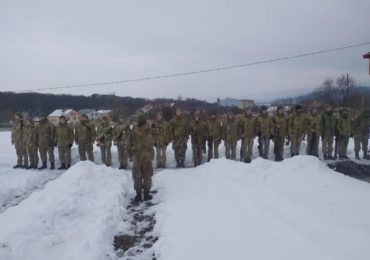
[{"x1": 1, "y1": 0, "x2": 369, "y2": 102}]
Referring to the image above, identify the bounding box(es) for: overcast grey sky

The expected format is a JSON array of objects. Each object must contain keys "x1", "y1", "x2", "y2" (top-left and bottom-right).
[{"x1": 1, "y1": 0, "x2": 369, "y2": 102}]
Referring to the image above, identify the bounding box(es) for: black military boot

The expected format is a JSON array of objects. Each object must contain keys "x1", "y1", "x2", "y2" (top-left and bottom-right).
[
  {"x1": 135, "y1": 191, "x2": 142, "y2": 202},
  {"x1": 180, "y1": 160, "x2": 185, "y2": 168},
  {"x1": 50, "y1": 162, "x2": 55, "y2": 170},
  {"x1": 26, "y1": 165, "x2": 33, "y2": 170},
  {"x1": 143, "y1": 191, "x2": 152, "y2": 201},
  {"x1": 38, "y1": 161, "x2": 47, "y2": 170},
  {"x1": 364, "y1": 154, "x2": 370, "y2": 160},
  {"x1": 66, "y1": 164, "x2": 71, "y2": 169},
  {"x1": 119, "y1": 164, "x2": 126, "y2": 170},
  {"x1": 244, "y1": 158, "x2": 251, "y2": 163},
  {"x1": 58, "y1": 164, "x2": 66, "y2": 170},
  {"x1": 176, "y1": 161, "x2": 181, "y2": 168},
  {"x1": 355, "y1": 152, "x2": 360, "y2": 160},
  {"x1": 13, "y1": 164, "x2": 22, "y2": 169}
]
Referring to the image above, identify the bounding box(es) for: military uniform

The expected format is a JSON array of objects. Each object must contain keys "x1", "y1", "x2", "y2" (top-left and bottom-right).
[
  {"x1": 256, "y1": 111, "x2": 273, "y2": 159},
  {"x1": 306, "y1": 108, "x2": 322, "y2": 157},
  {"x1": 170, "y1": 113, "x2": 189, "y2": 167},
  {"x1": 96, "y1": 117, "x2": 113, "y2": 166},
  {"x1": 129, "y1": 114, "x2": 154, "y2": 201},
  {"x1": 56, "y1": 117, "x2": 74, "y2": 169},
  {"x1": 352, "y1": 110, "x2": 370, "y2": 159},
  {"x1": 11, "y1": 113, "x2": 27, "y2": 168},
  {"x1": 336, "y1": 110, "x2": 352, "y2": 159},
  {"x1": 222, "y1": 115, "x2": 238, "y2": 160},
  {"x1": 272, "y1": 109, "x2": 287, "y2": 162},
  {"x1": 206, "y1": 117, "x2": 222, "y2": 161},
  {"x1": 321, "y1": 107, "x2": 336, "y2": 159},
  {"x1": 190, "y1": 117, "x2": 207, "y2": 167},
  {"x1": 36, "y1": 117, "x2": 56, "y2": 169},
  {"x1": 23, "y1": 119, "x2": 39, "y2": 169},
  {"x1": 239, "y1": 113, "x2": 256, "y2": 163},
  {"x1": 288, "y1": 108, "x2": 306, "y2": 156},
  {"x1": 113, "y1": 118, "x2": 131, "y2": 169},
  {"x1": 75, "y1": 117, "x2": 96, "y2": 162},
  {"x1": 152, "y1": 115, "x2": 170, "y2": 168}
]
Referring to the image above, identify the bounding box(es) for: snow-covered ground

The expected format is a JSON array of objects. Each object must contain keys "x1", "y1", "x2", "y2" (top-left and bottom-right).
[{"x1": 0, "y1": 131, "x2": 370, "y2": 260}]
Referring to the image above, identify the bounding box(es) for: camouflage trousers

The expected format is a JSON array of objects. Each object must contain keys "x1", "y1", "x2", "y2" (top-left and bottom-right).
[
  {"x1": 58, "y1": 145, "x2": 72, "y2": 165},
  {"x1": 273, "y1": 136, "x2": 285, "y2": 161},
  {"x1": 225, "y1": 141, "x2": 237, "y2": 160},
  {"x1": 192, "y1": 143, "x2": 203, "y2": 166},
  {"x1": 14, "y1": 141, "x2": 27, "y2": 166},
  {"x1": 207, "y1": 139, "x2": 220, "y2": 161},
  {"x1": 242, "y1": 137, "x2": 254, "y2": 161},
  {"x1": 322, "y1": 134, "x2": 334, "y2": 157},
  {"x1": 259, "y1": 136, "x2": 270, "y2": 159},
  {"x1": 25, "y1": 143, "x2": 39, "y2": 167},
  {"x1": 290, "y1": 134, "x2": 303, "y2": 156},
  {"x1": 117, "y1": 144, "x2": 128, "y2": 168},
  {"x1": 78, "y1": 143, "x2": 94, "y2": 162},
  {"x1": 155, "y1": 144, "x2": 167, "y2": 167},
  {"x1": 306, "y1": 133, "x2": 319, "y2": 157},
  {"x1": 172, "y1": 140, "x2": 187, "y2": 164},
  {"x1": 39, "y1": 144, "x2": 55, "y2": 163},
  {"x1": 338, "y1": 136, "x2": 349, "y2": 157},
  {"x1": 132, "y1": 155, "x2": 153, "y2": 193},
  {"x1": 354, "y1": 134, "x2": 368, "y2": 155},
  {"x1": 100, "y1": 142, "x2": 112, "y2": 166}
]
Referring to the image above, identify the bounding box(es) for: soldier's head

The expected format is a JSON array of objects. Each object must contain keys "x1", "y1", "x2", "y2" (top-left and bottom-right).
[
  {"x1": 175, "y1": 108, "x2": 182, "y2": 117},
  {"x1": 211, "y1": 113, "x2": 217, "y2": 120},
  {"x1": 260, "y1": 106, "x2": 268, "y2": 115},
  {"x1": 25, "y1": 117, "x2": 32, "y2": 125},
  {"x1": 156, "y1": 111, "x2": 163, "y2": 121},
  {"x1": 40, "y1": 115, "x2": 48, "y2": 122},
  {"x1": 80, "y1": 114, "x2": 88, "y2": 122},
  {"x1": 245, "y1": 107, "x2": 252, "y2": 116},
  {"x1": 14, "y1": 112, "x2": 23, "y2": 120},
  {"x1": 341, "y1": 107, "x2": 349, "y2": 115},
  {"x1": 325, "y1": 104, "x2": 332, "y2": 113},
  {"x1": 295, "y1": 105, "x2": 303, "y2": 113},
  {"x1": 119, "y1": 115, "x2": 125, "y2": 123},
  {"x1": 101, "y1": 116, "x2": 109, "y2": 124},
  {"x1": 277, "y1": 106, "x2": 284, "y2": 115},
  {"x1": 227, "y1": 112, "x2": 234, "y2": 120},
  {"x1": 137, "y1": 113, "x2": 147, "y2": 127},
  {"x1": 59, "y1": 116, "x2": 67, "y2": 124},
  {"x1": 194, "y1": 111, "x2": 200, "y2": 121},
  {"x1": 311, "y1": 107, "x2": 318, "y2": 115}
]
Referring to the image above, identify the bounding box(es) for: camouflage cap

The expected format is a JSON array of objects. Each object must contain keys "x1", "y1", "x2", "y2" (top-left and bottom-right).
[{"x1": 15, "y1": 112, "x2": 23, "y2": 119}]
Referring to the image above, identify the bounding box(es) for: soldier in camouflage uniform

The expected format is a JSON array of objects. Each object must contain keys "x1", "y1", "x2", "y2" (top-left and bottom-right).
[
  {"x1": 56, "y1": 116, "x2": 74, "y2": 169},
  {"x1": 23, "y1": 117, "x2": 39, "y2": 169},
  {"x1": 152, "y1": 111, "x2": 170, "y2": 168},
  {"x1": 222, "y1": 112, "x2": 238, "y2": 160},
  {"x1": 170, "y1": 109, "x2": 189, "y2": 168},
  {"x1": 36, "y1": 115, "x2": 56, "y2": 170},
  {"x1": 129, "y1": 113, "x2": 154, "y2": 202},
  {"x1": 96, "y1": 116, "x2": 113, "y2": 166},
  {"x1": 11, "y1": 112, "x2": 27, "y2": 168},
  {"x1": 336, "y1": 108, "x2": 352, "y2": 160},
  {"x1": 352, "y1": 110, "x2": 370, "y2": 160},
  {"x1": 256, "y1": 106, "x2": 273, "y2": 159},
  {"x1": 321, "y1": 104, "x2": 336, "y2": 160},
  {"x1": 75, "y1": 114, "x2": 96, "y2": 162},
  {"x1": 272, "y1": 106, "x2": 287, "y2": 162},
  {"x1": 306, "y1": 107, "x2": 322, "y2": 157},
  {"x1": 206, "y1": 113, "x2": 222, "y2": 161},
  {"x1": 113, "y1": 115, "x2": 131, "y2": 169},
  {"x1": 190, "y1": 112, "x2": 207, "y2": 167},
  {"x1": 239, "y1": 107, "x2": 256, "y2": 163},
  {"x1": 288, "y1": 105, "x2": 306, "y2": 157}
]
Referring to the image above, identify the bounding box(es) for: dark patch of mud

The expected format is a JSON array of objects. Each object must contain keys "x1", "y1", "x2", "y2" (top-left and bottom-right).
[{"x1": 328, "y1": 160, "x2": 370, "y2": 180}]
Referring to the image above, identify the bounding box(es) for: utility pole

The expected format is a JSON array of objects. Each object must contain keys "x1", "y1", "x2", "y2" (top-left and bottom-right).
[{"x1": 364, "y1": 52, "x2": 370, "y2": 75}]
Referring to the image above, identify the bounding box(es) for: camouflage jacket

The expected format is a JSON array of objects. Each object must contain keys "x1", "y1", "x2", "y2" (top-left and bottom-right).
[
  {"x1": 239, "y1": 115, "x2": 256, "y2": 139},
  {"x1": 321, "y1": 111, "x2": 336, "y2": 137},
  {"x1": 288, "y1": 112, "x2": 306, "y2": 136},
  {"x1": 170, "y1": 116, "x2": 189, "y2": 142},
  {"x1": 256, "y1": 114, "x2": 273, "y2": 137},
  {"x1": 272, "y1": 113, "x2": 288, "y2": 138},
  {"x1": 96, "y1": 122, "x2": 113, "y2": 143},
  {"x1": 336, "y1": 114, "x2": 352, "y2": 137},
  {"x1": 75, "y1": 120, "x2": 96, "y2": 144},
  {"x1": 56, "y1": 122, "x2": 74, "y2": 146},
  {"x1": 306, "y1": 112, "x2": 322, "y2": 137},
  {"x1": 206, "y1": 118, "x2": 222, "y2": 141},
  {"x1": 37, "y1": 120, "x2": 56, "y2": 147},
  {"x1": 129, "y1": 124, "x2": 154, "y2": 160},
  {"x1": 222, "y1": 118, "x2": 239, "y2": 143},
  {"x1": 190, "y1": 120, "x2": 207, "y2": 145},
  {"x1": 152, "y1": 119, "x2": 171, "y2": 146},
  {"x1": 113, "y1": 122, "x2": 131, "y2": 146},
  {"x1": 23, "y1": 123, "x2": 38, "y2": 146},
  {"x1": 11, "y1": 118, "x2": 24, "y2": 143},
  {"x1": 352, "y1": 112, "x2": 369, "y2": 136}
]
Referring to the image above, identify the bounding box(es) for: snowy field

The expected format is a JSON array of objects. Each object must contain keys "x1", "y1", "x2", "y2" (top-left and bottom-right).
[{"x1": 1, "y1": 131, "x2": 370, "y2": 260}]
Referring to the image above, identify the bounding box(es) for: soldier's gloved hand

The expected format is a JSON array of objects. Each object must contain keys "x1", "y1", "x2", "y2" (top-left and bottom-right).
[
  {"x1": 350, "y1": 133, "x2": 354, "y2": 138},
  {"x1": 54, "y1": 143, "x2": 58, "y2": 147},
  {"x1": 257, "y1": 132, "x2": 261, "y2": 137},
  {"x1": 113, "y1": 141, "x2": 117, "y2": 146},
  {"x1": 269, "y1": 134, "x2": 274, "y2": 139},
  {"x1": 68, "y1": 144, "x2": 73, "y2": 148}
]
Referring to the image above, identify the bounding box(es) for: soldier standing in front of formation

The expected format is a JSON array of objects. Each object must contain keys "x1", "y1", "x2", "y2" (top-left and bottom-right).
[
  {"x1": 288, "y1": 105, "x2": 306, "y2": 157},
  {"x1": 352, "y1": 109, "x2": 370, "y2": 160},
  {"x1": 272, "y1": 106, "x2": 287, "y2": 162},
  {"x1": 129, "y1": 113, "x2": 154, "y2": 202},
  {"x1": 36, "y1": 115, "x2": 56, "y2": 170},
  {"x1": 321, "y1": 104, "x2": 336, "y2": 160},
  {"x1": 75, "y1": 114, "x2": 96, "y2": 162},
  {"x1": 152, "y1": 111, "x2": 171, "y2": 168},
  {"x1": 170, "y1": 108, "x2": 189, "y2": 168},
  {"x1": 306, "y1": 107, "x2": 322, "y2": 157},
  {"x1": 55, "y1": 115, "x2": 74, "y2": 169},
  {"x1": 23, "y1": 117, "x2": 39, "y2": 169},
  {"x1": 189, "y1": 112, "x2": 207, "y2": 167},
  {"x1": 206, "y1": 113, "x2": 222, "y2": 161},
  {"x1": 11, "y1": 112, "x2": 27, "y2": 169},
  {"x1": 96, "y1": 116, "x2": 113, "y2": 166},
  {"x1": 336, "y1": 108, "x2": 352, "y2": 160},
  {"x1": 113, "y1": 115, "x2": 131, "y2": 169},
  {"x1": 256, "y1": 106, "x2": 273, "y2": 159},
  {"x1": 239, "y1": 107, "x2": 256, "y2": 163},
  {"x1": 222, "y1": 112, "x2": 238, "y2": 160}
]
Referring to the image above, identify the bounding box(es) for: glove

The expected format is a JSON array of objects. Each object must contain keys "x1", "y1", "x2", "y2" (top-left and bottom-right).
[
  {"x1": 68, "y1": 144, "x2": 73, "y2": 148},
  {"x1": 257, "y1": 132, "x2": 261, "y2": 137},
  {"x1": 269, "y1": 134, "x2": 274, "y2": 139},
  {"x1": 113, "y1": 141, "x2": 118, "y2": 146}
]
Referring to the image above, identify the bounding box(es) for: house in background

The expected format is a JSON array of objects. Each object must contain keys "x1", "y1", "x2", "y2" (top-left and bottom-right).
[
  {"x1": 97, "y1": 110, "x2": 112, "y2": 119},
  {"x1": 78, "y1": 109, "x2": 99, "y2": 120},
  {"x1": 219, "y1": 98, "x2": 254, "y2": 110},
  {"x1": 48, "y1": 109, "x2": 79, "y2": 125}
]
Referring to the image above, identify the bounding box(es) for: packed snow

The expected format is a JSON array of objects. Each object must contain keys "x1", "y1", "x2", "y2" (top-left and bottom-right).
[{"x1": 0, "y1": 131, "x2": 370, "y2": 260}]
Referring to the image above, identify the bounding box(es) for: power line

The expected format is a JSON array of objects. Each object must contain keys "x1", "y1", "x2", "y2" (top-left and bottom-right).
[{"x1": 18, "y1": 41, "x2": 370, "y2": 93}]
